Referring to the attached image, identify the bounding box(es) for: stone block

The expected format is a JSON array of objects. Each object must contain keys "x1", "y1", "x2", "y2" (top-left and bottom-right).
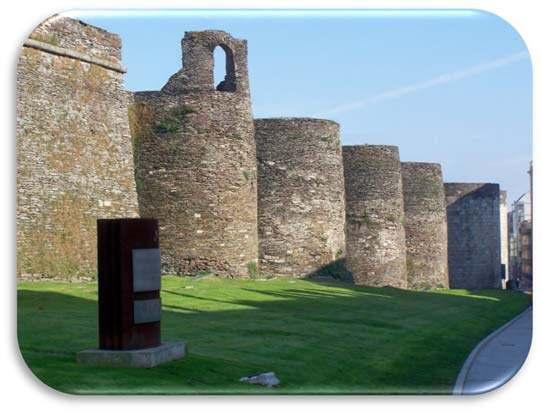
[{"x1": 76, "y1": 341, "x2": 187, "y2": 368}]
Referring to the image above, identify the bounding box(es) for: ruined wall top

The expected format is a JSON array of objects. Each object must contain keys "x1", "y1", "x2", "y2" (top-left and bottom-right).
[
  {"x1": 343, "y1": 144, "x2": 400, "y2": 161},
  {"x1": 445, "y1": 183, "x2": 500, "y2": 201},
  {"x1": 342, "y1": 145, "x2": 401, "y2": 202},
  {"x1": 255, "y1": 117, "x2": 340, "y2": 126},
  {"x1": 27, "y1": 15, "x2": 123, "y2": 68},
  {"x1": 401, "y1": 162, "x2": 445, "y2": 207},
  {"x1": 161, "y1": 30, "x2": 250, "y2": 95}
]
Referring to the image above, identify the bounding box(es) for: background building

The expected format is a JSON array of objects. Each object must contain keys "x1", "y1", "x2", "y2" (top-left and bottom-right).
[{"x1": 508, "y1": 191, "x2": 532, "y2": 290}]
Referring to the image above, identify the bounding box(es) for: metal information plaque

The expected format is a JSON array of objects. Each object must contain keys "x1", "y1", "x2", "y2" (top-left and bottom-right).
[
  {"x1": 134, "y1": 299, "x2": 162, "y2": 324},
  {"x1": 132, "y1": 248, "x2": 161, "y2": 292}
]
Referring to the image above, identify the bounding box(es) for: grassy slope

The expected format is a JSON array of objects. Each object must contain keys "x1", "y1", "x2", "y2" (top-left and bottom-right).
[{"x1": 17, "y1": 276, "x2": 530, "y2": 395}]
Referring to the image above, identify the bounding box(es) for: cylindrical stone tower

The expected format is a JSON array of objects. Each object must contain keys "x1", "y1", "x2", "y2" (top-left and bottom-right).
[
  {"x1": 401, "y1": 162, "x2": 449, "y2": 289},
  {"x1": 130, "y1": 30, "x2": 258, "y2": 276},
  {"x1": 255, "y1": 118, "x2": 346, "y2": 277},
  {"x1": 343, "y1": 145, "x2": 407, "y2": 288}
]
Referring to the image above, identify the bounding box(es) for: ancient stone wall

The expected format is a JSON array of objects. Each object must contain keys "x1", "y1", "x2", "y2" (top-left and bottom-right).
[
  {"x1": 254, "y1": 118, "x2": 346, "y2": 277},
  {"x1": 131, "y1": 30, "x2": 258, "y2": 276},
  {"x1": 401, "y1": 162, "x2": 448, "y2": 289},
  {"x1": 445, "y1": 183, "x2": 502, "y2": 289},
  {"x1": 17, "y1": 16, "x2": 139, "y2": 278},
  {"x1": 342, "y1": 145, "x2": 407, "y2": 288}
]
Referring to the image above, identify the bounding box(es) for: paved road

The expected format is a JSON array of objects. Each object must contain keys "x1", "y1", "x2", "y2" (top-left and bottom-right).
[{"x1": 454, "y1": 306, "x2": 532, "y2": 395}]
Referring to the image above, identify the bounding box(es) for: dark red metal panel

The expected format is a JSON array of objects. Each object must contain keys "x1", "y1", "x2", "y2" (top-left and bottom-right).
[{"x1": 97, "y1": 218, "x2": 161, "y2": 350}]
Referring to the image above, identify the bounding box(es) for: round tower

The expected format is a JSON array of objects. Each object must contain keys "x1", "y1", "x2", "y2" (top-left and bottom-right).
[
  {"x1": 401, "y1": 162, "x2": 449, "y2": 289},
  {"x1": 342, "y1": 145, "x2": 407, "y2": 288},
  {"x1": 130, "y1": 30, "x2": 258, "y2": 276},
  {"x1": 255, "y1": 118, "x2": 346, "y2": 277}
]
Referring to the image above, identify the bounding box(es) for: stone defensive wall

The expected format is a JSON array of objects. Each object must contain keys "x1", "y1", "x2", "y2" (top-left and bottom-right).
[
  {"x1": 401, "y1": 162, "x2": 449, "y2": 289},
  {"x1": 131, "y1": 30, "x2": 258, "y2": 276},
  {"x1": 254, "y1": 118, "x2": 346, "y2": 276},
  {"x1": 342, "y1": 145, "x2": 407, "y2": 288},
  {"x1": 16, "y1": 16, "x2": 139, "y2": 278},
  {"x1": 16, "y1": 18, "x2": 508, "y2": 289},
  {"x1": 445, "y1": 183, "x2": 502, "y2": 289}
]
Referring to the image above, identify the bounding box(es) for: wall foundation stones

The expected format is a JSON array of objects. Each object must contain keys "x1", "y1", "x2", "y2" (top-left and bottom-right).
[
  {"x1": 342, "y1": 145, "x2": 407, "y2": 288},
  {"x1": 255, "y1": 118, "x2": 346, "y2": 277},
  {"x1": 401, "y1": 162, "x2": 449, "y2": 289}
]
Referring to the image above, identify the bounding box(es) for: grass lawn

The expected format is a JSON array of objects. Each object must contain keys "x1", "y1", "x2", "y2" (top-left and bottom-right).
[{"x1": 17, "y1": 276, "x2": 530, "y2": 395}]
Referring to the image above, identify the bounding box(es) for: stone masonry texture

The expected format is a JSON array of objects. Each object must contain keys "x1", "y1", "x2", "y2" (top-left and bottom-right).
[
  {"x1": 445, "y1": 183, "x2": 502, "y2": 289},
  {"x1": 342, "y1": 145, "x2": 407, "y2": 288},
  {"x1": 255, "y1": 118, "x2": 346, "y2": 276},
  {"x1": 401, "y1": 162, "x2": 449, "y2": 289},
  {"x1": 16, "y1": 16, "x2": 139, "y2": 278},
  {"x1": 131, "y1": 31, "x2": 258, "y2": 277},
  {"x1": 17, "y1": 18, "x2": 506, "y2": 288}
]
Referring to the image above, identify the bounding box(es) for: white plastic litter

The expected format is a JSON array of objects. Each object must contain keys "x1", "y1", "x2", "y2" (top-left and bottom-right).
[{"x1": 240, "y1": 372, "x2": 280, "y2": 388}]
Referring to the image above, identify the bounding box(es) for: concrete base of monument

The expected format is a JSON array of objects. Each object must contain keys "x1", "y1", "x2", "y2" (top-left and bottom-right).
[{"x1": 76, "y1": 341, "x2": 187, "y2": 368}]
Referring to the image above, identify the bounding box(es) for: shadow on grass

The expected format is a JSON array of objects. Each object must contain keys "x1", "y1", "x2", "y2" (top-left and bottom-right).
[
  {"x1": 17, "y1": 279, "x2": 531, "y2": 395},
  {"x1": 305, "y1": 257, "x2": 353, "y2": 282}
]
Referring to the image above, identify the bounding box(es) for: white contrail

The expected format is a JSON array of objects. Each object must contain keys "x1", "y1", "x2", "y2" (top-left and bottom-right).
[{"x1": 314, "y1": 51, "x2": 529, "y2": 117}]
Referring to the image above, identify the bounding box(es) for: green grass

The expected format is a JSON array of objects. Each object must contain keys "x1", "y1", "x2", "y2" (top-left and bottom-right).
[{"x1": 17, "y1": 276, "x2": 530, "y2": 395}]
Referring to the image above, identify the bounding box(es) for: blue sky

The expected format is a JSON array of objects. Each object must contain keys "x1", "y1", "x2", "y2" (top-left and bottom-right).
[{"x1": 76, "y1": 10, "x2": 532, "y2": 204}]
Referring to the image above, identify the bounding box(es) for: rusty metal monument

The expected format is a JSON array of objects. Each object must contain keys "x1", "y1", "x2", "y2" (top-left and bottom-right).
[{"x1": 77, "y1": 218, "x2": 186, "y2": 367}]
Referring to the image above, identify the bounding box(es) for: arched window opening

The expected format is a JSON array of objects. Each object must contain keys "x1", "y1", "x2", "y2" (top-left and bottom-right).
[{"x1": 213, "y1": 44, "x2": 236, "y2": 92}]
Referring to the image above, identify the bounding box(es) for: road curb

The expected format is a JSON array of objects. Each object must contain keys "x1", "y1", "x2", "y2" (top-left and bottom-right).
[{"x1": 452, "y1": 306, "x2": 532, "y2": 395}]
